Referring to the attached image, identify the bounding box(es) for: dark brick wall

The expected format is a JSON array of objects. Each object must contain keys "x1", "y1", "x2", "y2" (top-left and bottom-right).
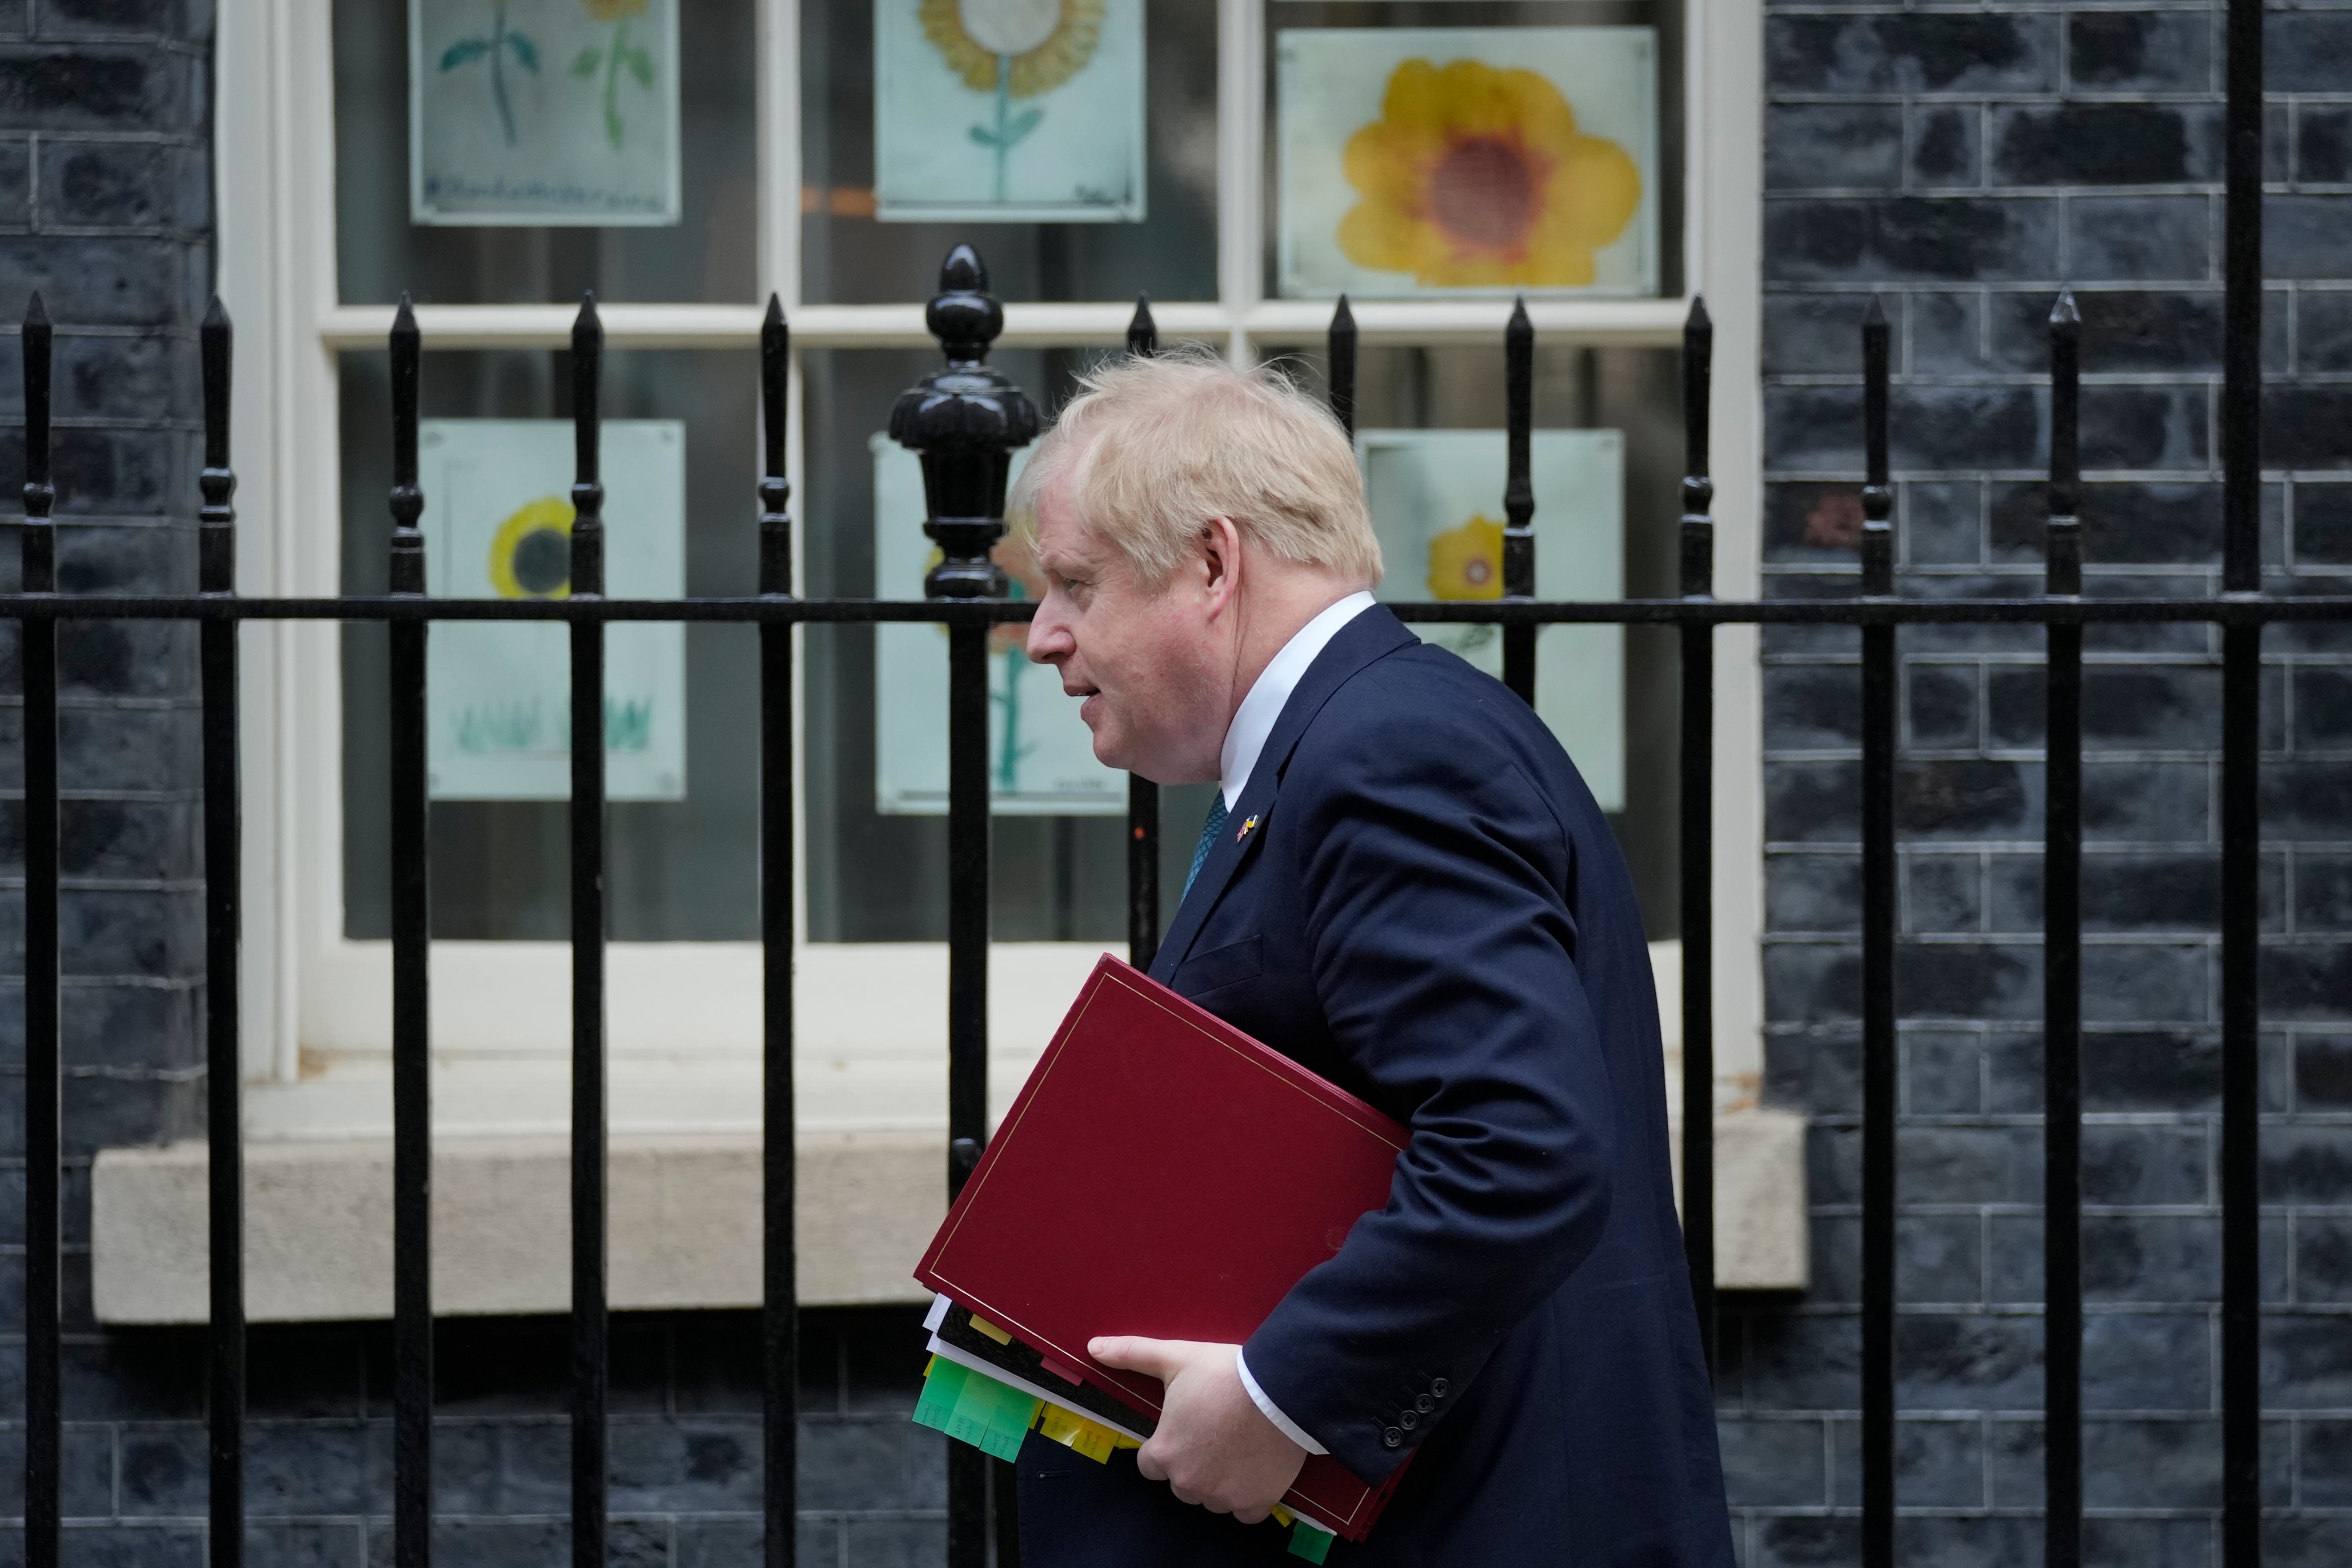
[{"x1": 1740, "y1": 0, "x2": 2352, "y2": 1562}]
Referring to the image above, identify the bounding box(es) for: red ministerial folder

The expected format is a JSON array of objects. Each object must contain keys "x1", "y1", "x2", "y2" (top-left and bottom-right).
[{"x1": 914, "y1": 954, "x2": 1413, "y2": 1543}]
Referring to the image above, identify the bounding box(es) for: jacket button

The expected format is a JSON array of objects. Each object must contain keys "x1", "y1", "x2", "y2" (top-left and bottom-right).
[
  {"x1": 1382, "y1": 1426, "x2": 1403, "y2": 1448},
  {"x1": 1398, "y1": 1410, "x2": 1417, "y2": 1430},
  {"x1": 1430, "y1": 1378, "x2": 1449, "y2": 1398},
  {"x1": 1414, "y1": 1394, "x2": 1433, "y2": 1413}
]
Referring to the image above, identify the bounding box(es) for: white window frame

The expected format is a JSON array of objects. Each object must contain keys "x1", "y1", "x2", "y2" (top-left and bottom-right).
[{"x1": 210, "y1": 0, "x2": 1767, "y2": 1132}]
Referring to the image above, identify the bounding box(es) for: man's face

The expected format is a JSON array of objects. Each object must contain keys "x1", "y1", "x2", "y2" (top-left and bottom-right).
[{"x1": 1025, "y1": 472, "x2": 1229, "y2": 784}]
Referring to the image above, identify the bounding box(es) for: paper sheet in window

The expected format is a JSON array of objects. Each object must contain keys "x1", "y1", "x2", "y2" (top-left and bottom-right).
[
  {"x1": 409, "y1": 0, "x2": 681, "y2": 225},
  {"x1": 1359, "y1": 428, "x2": 1625, "y2": 811},
  {"x1": 1278, "y1": 27, "x2": 1659, "y2": 298},
  {"x1": 873, "y1": 0, "x2": 1147, "y2": 223},
  {"x1": 871, "y1": 436, "x2": 1126, "y2": 817},
  {"x1": 419, "y1": 419, "x2": 687, "y2": 801}
]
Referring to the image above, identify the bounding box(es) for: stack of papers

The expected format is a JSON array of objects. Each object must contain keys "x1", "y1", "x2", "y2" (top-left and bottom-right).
[{"x1": 914, "y1": 1293, "x2": 1339, "y2": 1562}]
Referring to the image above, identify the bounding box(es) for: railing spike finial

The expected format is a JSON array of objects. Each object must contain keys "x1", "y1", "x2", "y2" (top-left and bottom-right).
[
  {"x1": 1500, "y1": 296, "x2": 1536, "y2": 701},
  {"x1": 570, "y1": 291, "x2": 605, "y2": 600},
  {"x1": 2047, "y1": 292, "x2": 2081, "y2": 599},
  {"x1": 1327, "y1": 295, "x2": 1357, "y2": 439},
  {"x1": 200, "y1": 297, "x2": 237, "y2": 596},
  {"x1": 386, "y1": 294, "x2": 424, "y2": 596},
  {"x1": 892, "y1": 246, "x2": 1036, "y2": 600},
  {"x1": 1681, "y1": 295, "x2": 1715, "y2": 600},
  {"x1": 22, "y1": 290, "x2": 52, "y2": 595},
  {"x1": 1859, "y1": 295, "x2": 1894, "y2": 598},
  {"x1": 759, "y1": 296, "x2": 792, "y2": 598},
  {"x1": 1127, "y1": 293, "x2": 1157, "y2": 358}
]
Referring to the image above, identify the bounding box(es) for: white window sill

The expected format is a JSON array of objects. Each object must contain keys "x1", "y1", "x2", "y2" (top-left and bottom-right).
[{"x1": 93, "y1": 942, "x2": 1804, "y2": 1322}]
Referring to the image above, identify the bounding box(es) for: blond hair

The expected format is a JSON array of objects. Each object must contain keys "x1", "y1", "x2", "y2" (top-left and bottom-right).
[{"x1": 1009, "y1": 349, "x2": 1383, "y2": 589}]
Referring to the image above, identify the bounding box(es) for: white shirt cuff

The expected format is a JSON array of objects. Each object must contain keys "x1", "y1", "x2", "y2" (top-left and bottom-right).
[{"x1": 1235, "y1": 1349, "x2": 1328, "y2": 1455}]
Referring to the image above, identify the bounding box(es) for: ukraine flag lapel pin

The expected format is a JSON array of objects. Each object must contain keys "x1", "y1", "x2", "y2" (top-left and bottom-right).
[{"x1": 1236, "y1": 812, "x2": 1260, "y2": 843}]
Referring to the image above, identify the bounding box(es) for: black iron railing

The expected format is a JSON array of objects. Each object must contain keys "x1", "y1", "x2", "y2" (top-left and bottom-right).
[{"x1": 6, "y1": 8, "x2": 2324, "y2": 1561}]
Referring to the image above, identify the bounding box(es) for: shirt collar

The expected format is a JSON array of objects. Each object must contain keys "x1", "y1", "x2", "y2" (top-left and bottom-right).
[{"x1": 1218, "y1": 590, "x2": 1378, "y2": 810}]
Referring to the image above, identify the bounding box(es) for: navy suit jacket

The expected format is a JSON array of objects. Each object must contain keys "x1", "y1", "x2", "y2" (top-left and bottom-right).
[{"x1": 1017, "y1": 606, "x2": 1733, "y2": 1566}]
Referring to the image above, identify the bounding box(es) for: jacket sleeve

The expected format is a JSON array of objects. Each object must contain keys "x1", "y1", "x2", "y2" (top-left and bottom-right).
[{"x1": 1239, "y1": 702, "x2": 1616, "y2": 1486}]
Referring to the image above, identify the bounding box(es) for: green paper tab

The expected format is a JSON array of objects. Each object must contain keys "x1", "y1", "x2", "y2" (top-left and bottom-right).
[
  {"x1": 912, "y1": 1357, "x2": 1042, "y2": 1463},
  {"x1": 1287, "y1": 1521, "x2": 1335, "y2": 1562}
]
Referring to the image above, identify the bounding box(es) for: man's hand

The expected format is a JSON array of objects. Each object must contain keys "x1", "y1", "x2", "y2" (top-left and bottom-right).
[{"x1": 1088, "y1": 1336, "x2": 1308, "y2": 1523}]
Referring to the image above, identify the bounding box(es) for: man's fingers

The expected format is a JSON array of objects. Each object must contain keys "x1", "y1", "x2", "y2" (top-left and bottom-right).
[
  {"x1": 1087, "y1": 1334, "x2": 1179, "y2": 1380},
  {"x1": 1134, "y1": 1443, "x2": 1169, "y2": 1483},
  {"x1": 1232, "y1": 1504, "x2": 1270, "y2": 1526},
  {"x1": 1170, "y1": 1484, "x2": 1203, "y2": 1508}
]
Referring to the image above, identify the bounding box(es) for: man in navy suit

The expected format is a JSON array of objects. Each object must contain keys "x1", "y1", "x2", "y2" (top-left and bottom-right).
[{"x1": 1011, "y1": 351, "x2": 1733, "y2": 1565}]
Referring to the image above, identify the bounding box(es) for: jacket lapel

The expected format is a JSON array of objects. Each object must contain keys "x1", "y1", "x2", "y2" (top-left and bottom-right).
[{"x1": 1148, "y1": 605, "x2": 1418, "y2": 982}]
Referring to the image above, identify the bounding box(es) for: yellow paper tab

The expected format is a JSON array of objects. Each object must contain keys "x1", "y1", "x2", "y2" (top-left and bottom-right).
[
  {"x1": 1269, "y1": 1505, "x2": 1294, "y2": 1529},
  {"x1": 968, "y1": 1316, "x2": 1013, "y2": 1345},
  {"x1": 1036, "y1": 1401, "x2": 1137, "y2": 1464}
]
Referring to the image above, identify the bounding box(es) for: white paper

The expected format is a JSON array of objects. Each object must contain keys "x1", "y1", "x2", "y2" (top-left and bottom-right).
[
  {"x1": 874, "y1": 0, "x2": 1147, "y2": 222},
  {"x1": 1278, "y1": 27, "x2": 1659, "y2": 298},
  {"x1": 410, "y1": 0, "x2": 682, "y2": 225},
  {"x1": 420, "y1": 418, "x2": 687, "y2": 801}
]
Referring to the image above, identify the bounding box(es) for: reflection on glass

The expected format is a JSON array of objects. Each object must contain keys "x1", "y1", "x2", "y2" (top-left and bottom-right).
[
  {"x1": 801, "y1": 0, "x2": 1218, "y2": 304},
  {"x1": 340, "y1": 348, "x2": 761, "y2": 940},
  {"x1": 334, "y1": 0, "x2": 757, "y2": 304}
]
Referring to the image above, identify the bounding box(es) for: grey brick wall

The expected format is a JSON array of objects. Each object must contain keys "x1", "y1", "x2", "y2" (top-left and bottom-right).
[{"x1": 1739, "y1": 0, "x2": 2352, "y2": 1562}]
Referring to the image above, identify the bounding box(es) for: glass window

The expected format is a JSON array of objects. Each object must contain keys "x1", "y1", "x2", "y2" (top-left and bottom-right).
[
  {"x1": 333, "y1": 0, "x2": 761, "y2": 305},
  {"x1": 338, "y1": 347, "x2": 762, "y2": 940},
  {"x1": 798, "y1": 0, "x2": 1220, "y2": 304}
]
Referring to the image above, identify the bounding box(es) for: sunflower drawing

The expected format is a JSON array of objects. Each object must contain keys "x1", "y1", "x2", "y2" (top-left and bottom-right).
[
  {"x1": 1339, "y1": 58, "x2": 1641, "y2": 290},
  {"x1": 437, "y1": 0, "x2": 540, "y2": 149},
  {"x1": 1427, "y1": 513, "x2": 1506, "y2": 601},
  {"x1": 488, "y1": 496, "x2": 575, "y2": 600},
  {"x1": 919, "y1": 0, "x2": 1106, "y2": 203}
]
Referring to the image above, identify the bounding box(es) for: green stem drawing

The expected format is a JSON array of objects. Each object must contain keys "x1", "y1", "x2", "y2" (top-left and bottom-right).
[
  {"x1": 994, "y1": 643, "x2": 1028, "y2": 791},
  {"x1": 968, "y1": 53, "x2": 1044, "y2": 205},
  {"x1": 604, "y1": 18, "x2": 631, "y2": 149},
  {"x1": 489, "y1": 5, "x2": 514, "y2": 146}
]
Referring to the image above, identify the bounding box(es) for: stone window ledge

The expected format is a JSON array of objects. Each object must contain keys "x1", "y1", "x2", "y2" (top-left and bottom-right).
[{"x1": 93, "y1": 944, "x2": 1805, "y2": 1323}]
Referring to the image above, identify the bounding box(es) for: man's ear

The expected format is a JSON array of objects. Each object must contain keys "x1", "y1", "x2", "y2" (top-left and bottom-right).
[{"x1": 1200, "y1": 517, "x2": 1244, "y2": 613}]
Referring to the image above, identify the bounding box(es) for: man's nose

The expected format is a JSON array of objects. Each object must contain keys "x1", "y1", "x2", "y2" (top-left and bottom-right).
[{"x1": 1026, "y1": 604, "x2": 1072, "y2": 664}]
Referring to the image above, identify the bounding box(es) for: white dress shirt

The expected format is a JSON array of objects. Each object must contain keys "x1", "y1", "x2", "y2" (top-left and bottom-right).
[{"x1": 1215, "y1": 589, "x2": 1376, "y2": 1456}]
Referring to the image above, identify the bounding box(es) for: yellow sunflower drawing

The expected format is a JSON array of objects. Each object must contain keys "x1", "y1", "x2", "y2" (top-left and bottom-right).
[
  {"x1": 920, "y1": 0, "x2": 1104, "y2": 99},
  {"x1": 1427, "y1": 514, "x2": 1506, "y2": 601},
  {"x1": 488, "y1": 496, "x2": 575, "y2": 600},
  {"x1": 1339, "y1": 58, "x2": 1642, "y2": 290}
]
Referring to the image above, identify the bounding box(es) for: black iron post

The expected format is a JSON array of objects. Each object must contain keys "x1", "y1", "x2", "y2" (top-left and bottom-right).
[
  {"x1": 890, "y1": 245, "x2": 1037, "y2": 1568},
  {"x1": 2219, "y1": 0, "x2": 2264, "y2": 1558},
  {"x1": 2044, "y1": 292, "x2": 2085, "y2": 1568},
  {"x1": 1501, "y1": 298, "x2": 1536, "y2": 702},
  {"x1": 1677, "y1": 296, "x2": 1716, "y2": 1375},
  {"x1": 20, "y1": 291, "x2": 58, "y2": 1568},
  {"x1": 198, "y1": 295, "x2": 247, "y2": 1568},
  {"x1": 757, "y1": 295, "x2": 800, "y2": 1568},
  {"x1": 568, "y1": 295, "x2": 611, "y2": 1568},
  {"x1": 1857, "y1": 296, "x2": 1898, "y2": 1568},
  {"x1": 1126, "y1": 296, "x2": 1162, "y2": 970},
  {"x1": 385, "y1": 295, "x2": 433, "y2": 1568}
]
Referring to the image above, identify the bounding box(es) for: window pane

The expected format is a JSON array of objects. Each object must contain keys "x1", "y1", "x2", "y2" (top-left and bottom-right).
[
  {"x1": 1265, "y1": 3, "x2": 1684, "y2": 301},
  {"x1": 339, "y1": 347, "x2": 762, "y2": 940},
  {"x1": 333, "y1": 0, "x2": 759, "y2": 305},
  {"x1": 798, "y1": 346, "x2": 1196, "y2": 942},
  {"x1": 1277, "y1": 338, "x2": 1685, "y2": 940},
  {"x1": 799, "y1": 0, "x2": 1219, "y2": 305}
]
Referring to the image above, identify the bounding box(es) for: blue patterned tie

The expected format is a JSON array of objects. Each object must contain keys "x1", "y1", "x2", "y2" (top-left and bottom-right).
[{"x1": 1183, "y1": 794, "x2": 1230, "y2": 899}]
